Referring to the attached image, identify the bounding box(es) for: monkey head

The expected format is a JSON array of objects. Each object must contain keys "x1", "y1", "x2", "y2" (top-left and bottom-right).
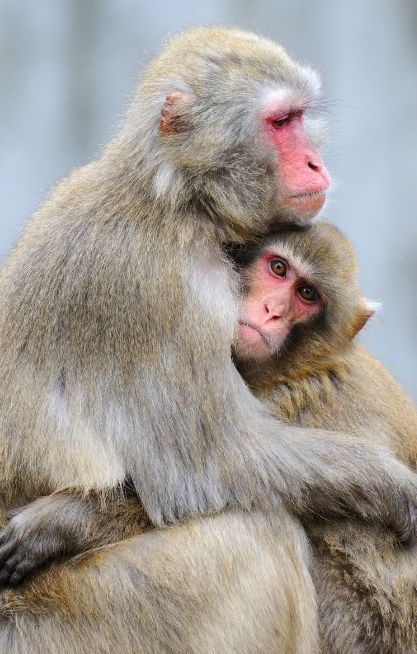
[
  {"x1": 234, "y1": 244, "x2": 323, "y2": 362},
  {"x1": 232, "y1": 222, "x2": 376, "y2": 370},
  {"x1": 123, "y1": 27, "x2": 330, "y2": 240}
]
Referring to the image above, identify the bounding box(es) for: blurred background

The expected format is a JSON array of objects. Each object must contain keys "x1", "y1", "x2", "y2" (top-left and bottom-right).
[{"x1": 1, "y1": 0, "x2": 417, "y2": 398}]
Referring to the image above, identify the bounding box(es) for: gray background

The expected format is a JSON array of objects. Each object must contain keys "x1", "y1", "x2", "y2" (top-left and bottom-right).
[{"x1": 1, "y1": 1, "x2": 416, "y2": 398}]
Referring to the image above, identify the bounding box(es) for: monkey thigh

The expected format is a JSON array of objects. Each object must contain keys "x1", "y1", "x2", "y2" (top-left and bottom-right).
[
  {"x1": 0, "y1": 510, "x2": 318, "y2": 654},
  {"x1": 310, "y1": 521, "x2": 417, "y2": 654}
]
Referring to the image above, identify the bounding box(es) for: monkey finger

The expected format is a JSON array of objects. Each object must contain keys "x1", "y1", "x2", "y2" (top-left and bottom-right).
[
  {"x1": 394, "y1": 504, "x2": 417, "y2": 545},
  {"x1": 0, "y1": 526, "x2": 15, "y2": 547},
  {"x1": 0, "y1": 539, "x2": 18, "y2": 566},
  {"x1": 7, "y1": 558, "x2": 40, "y2": 586},
  {"x1": 0, "y1": 550, "x2": 26, "y2": 586}
]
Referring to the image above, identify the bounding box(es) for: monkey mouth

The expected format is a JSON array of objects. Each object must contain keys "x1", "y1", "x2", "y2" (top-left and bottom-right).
[
  {"x1": 238, "y1": 321, "x2": 275, "y2": 350},
  {"x1": 289, "y1": 190, "x2": 326, "y2": 202},
  {"x1": 285, "y1": 188, "x2": 327, "y2": 215}
]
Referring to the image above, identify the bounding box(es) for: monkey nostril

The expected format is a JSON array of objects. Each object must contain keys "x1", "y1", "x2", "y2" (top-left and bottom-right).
[
  {"x1": 265, "y1": 306, "x2": 280, "y2": 320},
  {"x1": 308, "y1": 160, "x2": 320, "y2": 171}
]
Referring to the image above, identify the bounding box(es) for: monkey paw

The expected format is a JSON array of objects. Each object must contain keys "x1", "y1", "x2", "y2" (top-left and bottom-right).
[{"x1": 0, "y1": 508, "x2": 71, "y2": 586}]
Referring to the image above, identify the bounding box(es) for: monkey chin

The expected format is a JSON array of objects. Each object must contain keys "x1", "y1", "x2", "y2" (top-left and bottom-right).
[{"x1": 233, "y1": 323, "x2": 282, "y2": 363}]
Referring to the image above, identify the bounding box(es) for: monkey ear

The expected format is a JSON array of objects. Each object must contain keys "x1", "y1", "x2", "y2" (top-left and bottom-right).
[
  {"x1": 160, "y1": 92, "x2": 190, "y2": 134},
  {"x1": 351, "y1": 298, "x2": 381, "y2": 338}
]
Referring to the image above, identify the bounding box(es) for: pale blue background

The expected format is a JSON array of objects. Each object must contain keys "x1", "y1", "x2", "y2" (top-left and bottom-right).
[{"x1": 1, "y1": 0, "x2": 417, "y2": 398}]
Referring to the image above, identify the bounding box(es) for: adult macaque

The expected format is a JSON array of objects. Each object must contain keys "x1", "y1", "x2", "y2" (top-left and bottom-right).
[
  {"x1": 0, "y1": 25, "x2": 415, "y2": 583},
  {"x1": 232, "y1": 221, "x2": 417, "y2": 654}
]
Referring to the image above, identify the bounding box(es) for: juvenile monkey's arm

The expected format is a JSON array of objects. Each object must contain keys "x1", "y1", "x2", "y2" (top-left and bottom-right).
[{"x1": 0, "y1": 489, "x2": 150, "y2": 586}]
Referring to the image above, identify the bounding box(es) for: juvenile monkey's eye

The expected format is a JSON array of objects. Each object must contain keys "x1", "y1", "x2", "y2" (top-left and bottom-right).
[
  {"x1": 297, "y1": 284, "x2": 319, "y2": 303},
  {"x1": 272, "y1": 114, "x2": 290, "y2": 128},
  {"x1": 269, "y1": 258, "x2": 287, "y2": 277}
]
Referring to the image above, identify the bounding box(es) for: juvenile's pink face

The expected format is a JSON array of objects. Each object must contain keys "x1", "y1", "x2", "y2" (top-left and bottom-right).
[
  {"x1": 264, "y1": 102, "x2": 330, "y2": 220},
  {"x1": 235, "y1": 249, "x2": 323, "y2": 361}
]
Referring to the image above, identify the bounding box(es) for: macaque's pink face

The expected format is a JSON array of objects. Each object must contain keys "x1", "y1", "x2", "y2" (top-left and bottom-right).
[
  {"x1": 160, "y1": 88, "x2": 330, "y2": 222},
  {"x1": 235, "y1": 249, "x2": 323, "y2": 361},
  {"x1": 263, "y1": 99, "x2": 330, "y2": 220}
]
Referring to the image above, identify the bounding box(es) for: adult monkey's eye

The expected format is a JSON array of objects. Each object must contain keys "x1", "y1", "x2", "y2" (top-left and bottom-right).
[
  {"x1": 298, "y1": 284, "x2": 319, "y2": 303},
  {"x1": 272, "y1": 114, "x2": 290, "y2": 128},
  {"x1": 269, "y1": 258, "x2": 287, "y2": 277}
]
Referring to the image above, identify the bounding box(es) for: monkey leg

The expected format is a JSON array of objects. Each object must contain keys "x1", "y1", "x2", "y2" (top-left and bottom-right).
[
  {"x1": 310, "y1": 520, "x2": 417, "y2": 654},
  {"x1": 0, "y1": 510, "x2": 318, "y2": 654}
]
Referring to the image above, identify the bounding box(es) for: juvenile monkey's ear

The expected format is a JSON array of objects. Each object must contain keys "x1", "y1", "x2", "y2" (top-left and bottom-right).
[
  {"x1": 350, "y1": 298, "x2": 381, "y2": 338},
  {"x1": 159, "y1": 92, "x2": 191, "y2": 134}
]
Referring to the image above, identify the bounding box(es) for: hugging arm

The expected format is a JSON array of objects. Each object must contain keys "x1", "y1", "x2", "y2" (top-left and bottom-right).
[{"x1": 0, "y1": 417, "x2": 416, "y2": 586}]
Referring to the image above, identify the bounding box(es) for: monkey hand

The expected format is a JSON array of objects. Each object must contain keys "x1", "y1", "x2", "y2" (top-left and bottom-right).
[
  {"x1": 380, "y1": 464, "x2": 417, "y2": 545},
  {"x1": 341, "y1": 455, "x2": 417, "y2": 545},
  {"x1": 286, "y1": 430, "x2": 417, "y2": 545},
  {"x1": 0, "y1": 491, "x2": 142, "y2": 587}
]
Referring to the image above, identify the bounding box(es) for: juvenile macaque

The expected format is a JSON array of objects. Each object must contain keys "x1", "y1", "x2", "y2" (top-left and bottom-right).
[
  {"x1": 0, "y1": 25, "x2": 416, "y2": 586},
  {"x1": 232, "y1": 221, "x2": 417, "y2": 654}
]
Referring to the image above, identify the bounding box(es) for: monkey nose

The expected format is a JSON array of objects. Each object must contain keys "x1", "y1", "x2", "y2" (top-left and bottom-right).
[
  {"x1": 306, "y1": 153, "x2": 330, "y2": 185},
  {"x1": 264, "y1": 302, "x2": 285, "y2": 321}
]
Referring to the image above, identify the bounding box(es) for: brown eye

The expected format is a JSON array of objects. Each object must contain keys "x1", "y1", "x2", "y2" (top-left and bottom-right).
[
  {"x1": 297, "y1": 284, "x2": 319, "y2": 303},
  {"x1": 272, "y1": 114, "x2": 290, "y2": 128},
  {"x1": 269, "y1": 258, "x2": 287, "y2": 277}
]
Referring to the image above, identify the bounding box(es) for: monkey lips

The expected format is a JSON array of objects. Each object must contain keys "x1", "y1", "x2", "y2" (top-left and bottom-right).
[{"x1": 286, "y1": 189, "x2": 327, "y2": 214}]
